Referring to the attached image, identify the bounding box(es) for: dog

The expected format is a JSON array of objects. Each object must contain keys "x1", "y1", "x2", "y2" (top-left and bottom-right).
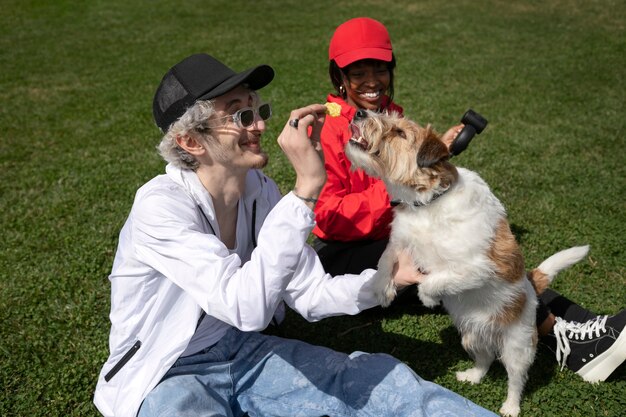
[{"x1": 345, "y1": 109, "x2": 589, "y2": 417}]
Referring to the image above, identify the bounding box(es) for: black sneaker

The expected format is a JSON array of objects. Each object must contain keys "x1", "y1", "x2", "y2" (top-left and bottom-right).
[{"x1": 552, "y1": 309, "x2": 626, "y2": 382}]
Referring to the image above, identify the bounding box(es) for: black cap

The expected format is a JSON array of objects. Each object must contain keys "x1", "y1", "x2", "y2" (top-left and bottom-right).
[{"x1": 153, "y1": 53, "x2": 275, "y2": 132}]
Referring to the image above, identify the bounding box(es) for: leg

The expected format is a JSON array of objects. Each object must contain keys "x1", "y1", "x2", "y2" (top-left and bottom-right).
[
  {"x1": 137, "y1": 351, "x2": 235, "y2": 417},
  {"x1": 225, "y1": 330, "x2": 497, "y2": 417},
  {"x1": 314, "y1": 238, "x2": 388, "y2": 275},
  {"x1": 539, "y1": 288, "x2": 597, "y2": 323},
  {"x1": 498, "y1": 328, "x2": 537, "y2": 417},
  {"x1": 456, "y1": 350, "x2": 495, "y2": 385},
  {"x1": 536, "y1": 288, "x2": 597, "y2": 336},
  {"x1": 456, "y1": 333, "x2": 495, "y2": 384}
]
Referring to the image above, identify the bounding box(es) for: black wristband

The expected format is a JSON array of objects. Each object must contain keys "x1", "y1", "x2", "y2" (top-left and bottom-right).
[{"x1": 293, "y1": 191, "x2": 318, "y2": 204}]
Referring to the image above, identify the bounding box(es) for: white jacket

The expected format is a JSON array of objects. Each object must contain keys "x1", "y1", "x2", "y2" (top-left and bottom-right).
[{"x1": 94, "y1": 164, "x2": 380, "y2": 417}]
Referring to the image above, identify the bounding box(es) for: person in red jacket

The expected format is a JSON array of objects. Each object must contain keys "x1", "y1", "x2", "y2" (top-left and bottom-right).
[
  {"x1": 312, "y1": 16, "x2": 626, "y2": 383},
  {"x1": 312, "y1": 17, "x2": 460, "y2": 275}
]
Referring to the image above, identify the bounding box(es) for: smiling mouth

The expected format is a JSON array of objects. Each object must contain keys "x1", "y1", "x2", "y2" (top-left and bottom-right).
[
  {"x1": 358, "y1": 91, "x2": 382, "y2": 100},
  {"x1": 240, "y1": 137, "x2": 261, "y2": 150}
]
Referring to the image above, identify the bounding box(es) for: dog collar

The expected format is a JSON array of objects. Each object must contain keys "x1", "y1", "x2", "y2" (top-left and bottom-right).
[{"x1": 390, "y1": 188, "x2": 449, "y2": 207}]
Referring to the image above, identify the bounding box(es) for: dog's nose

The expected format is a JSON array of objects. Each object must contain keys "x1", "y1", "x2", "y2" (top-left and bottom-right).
[{"x1": 354, "y1": 109, "x2": 368, "y2": 122}]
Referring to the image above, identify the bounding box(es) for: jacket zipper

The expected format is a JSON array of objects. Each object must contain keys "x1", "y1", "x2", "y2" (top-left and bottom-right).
[{"x1": 104, "y1": 340, "x2": 141, "y2": 382}]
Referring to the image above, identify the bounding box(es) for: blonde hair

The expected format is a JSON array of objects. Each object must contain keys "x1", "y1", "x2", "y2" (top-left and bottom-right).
[{"x1": 157, "y1": 100, "x2": 216, "y2": 170}]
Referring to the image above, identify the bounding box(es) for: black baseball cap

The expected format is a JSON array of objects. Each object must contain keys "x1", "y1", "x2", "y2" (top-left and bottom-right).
[{"x1": 153, "y1": 53, "x2": 275, "y2": 132}]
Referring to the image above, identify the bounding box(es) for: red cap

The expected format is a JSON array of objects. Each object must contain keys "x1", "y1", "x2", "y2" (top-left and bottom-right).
[{"x1": 329, "y1": 17, "x2": 393, "y2": 68}]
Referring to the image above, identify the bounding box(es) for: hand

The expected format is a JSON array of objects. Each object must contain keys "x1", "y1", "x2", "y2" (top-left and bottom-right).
[
  {"x1": 277, "y1": 104, "x2": 328, "y2": 200},
  {"x1": 391, "y1": 249, "x2": 427, "y2": 289},
  {"x1": 441, "y1": 123, "x2": 464, "y2": 150}
]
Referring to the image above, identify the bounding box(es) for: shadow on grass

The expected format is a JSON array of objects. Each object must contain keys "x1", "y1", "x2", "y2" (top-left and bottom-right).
[
  {"x1": 272, "y1": 285, "x2": 626, "y2": 401},
  {"x1": 510, "y1": 223, "x2": 529, "y2": 244},
  {"x1": 272, "y1": 297, "x2": 455, "y2": 380},
  {"x1": 276, "y1": 297, "x2": 467, "y2": 381}
]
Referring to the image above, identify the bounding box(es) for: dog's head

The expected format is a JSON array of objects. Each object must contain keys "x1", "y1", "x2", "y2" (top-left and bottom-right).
[{"x1": 346, "y1": 110, "x2": 458, "y2": 204}]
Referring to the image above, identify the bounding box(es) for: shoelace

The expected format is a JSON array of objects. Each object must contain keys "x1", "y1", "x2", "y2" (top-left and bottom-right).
[{"x1": 552, "y1": 315, "x2": 608, "y2": 370}]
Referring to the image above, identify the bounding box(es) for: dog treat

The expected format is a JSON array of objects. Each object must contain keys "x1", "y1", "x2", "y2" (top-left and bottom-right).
[{"x1": 324, "y1": 102, "x2": 341, "y2": 117}]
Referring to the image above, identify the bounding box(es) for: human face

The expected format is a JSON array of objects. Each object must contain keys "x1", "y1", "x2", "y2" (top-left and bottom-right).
[
  {"x1": 342, "y1": 59, "x2": 391, "y2": 111},
  {"x1": 207, "y1": 85, "x2": 269, "y2": 169}
]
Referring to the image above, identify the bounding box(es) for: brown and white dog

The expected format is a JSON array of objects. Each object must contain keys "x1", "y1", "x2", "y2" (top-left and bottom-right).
[{"x1": 346, "y1": 110, "x2": 589, "y2": 417}]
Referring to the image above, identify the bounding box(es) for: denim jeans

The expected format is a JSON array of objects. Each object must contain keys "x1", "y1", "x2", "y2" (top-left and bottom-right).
[{"x1": 138, "y1": 328, "x2": 497, "y2": 417}]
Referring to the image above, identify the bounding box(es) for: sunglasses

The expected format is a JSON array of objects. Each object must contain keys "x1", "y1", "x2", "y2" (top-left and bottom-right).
[{"x1": 212, "y1": 103, "x2": 272, "y2": 129}]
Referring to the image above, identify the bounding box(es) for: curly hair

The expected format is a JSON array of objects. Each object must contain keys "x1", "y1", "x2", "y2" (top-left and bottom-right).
[{"x1": 157, "y1": 100, "x2": 217, "y2": 170}]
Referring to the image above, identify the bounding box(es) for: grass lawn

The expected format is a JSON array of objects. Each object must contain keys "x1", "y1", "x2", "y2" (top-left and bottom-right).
[{"x1": 0, "y1": 0, "x2": 624, "y2": 416}]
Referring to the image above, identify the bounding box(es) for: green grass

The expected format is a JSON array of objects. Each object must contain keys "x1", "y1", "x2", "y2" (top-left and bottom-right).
[{"x1": 0, "y1": 0, "x2": 624, "y2": 416}]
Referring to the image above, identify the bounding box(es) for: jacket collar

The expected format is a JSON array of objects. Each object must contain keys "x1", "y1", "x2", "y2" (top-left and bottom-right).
[{"x1": 165, "y1": 164, "x2": 265, "y2": 223}]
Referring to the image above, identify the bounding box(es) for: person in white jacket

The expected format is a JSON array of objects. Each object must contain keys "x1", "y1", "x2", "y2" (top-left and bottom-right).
[{"x1": 93, "y1": 53, "x2": 497, "y2": 417}]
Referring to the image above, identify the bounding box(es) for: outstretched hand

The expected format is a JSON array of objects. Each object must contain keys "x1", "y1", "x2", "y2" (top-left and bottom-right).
[
  {"x1": 277, "y1": 104, "x2": 328, "y2": 203},
  {"x1": 392, "y1": 249, "x2": 427, "y2": 289}
]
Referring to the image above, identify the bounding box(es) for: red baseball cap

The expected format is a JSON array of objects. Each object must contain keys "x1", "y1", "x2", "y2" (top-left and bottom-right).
[{"x1": 329, "y1": 17, "x2": 393, "y2": 68}]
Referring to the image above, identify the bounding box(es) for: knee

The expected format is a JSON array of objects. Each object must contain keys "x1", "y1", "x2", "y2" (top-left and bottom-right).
[
  {"x1": 347, "y1": 352, "x2": 422, "y2": 384},
  {"x1": 138, "y1": 375, "x2": 230, "y2": 417}
]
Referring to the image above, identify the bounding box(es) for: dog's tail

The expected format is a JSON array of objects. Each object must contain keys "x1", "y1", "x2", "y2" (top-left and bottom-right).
[{"x1": 527, "y1": 245, "x2": 590, "y2": 295}]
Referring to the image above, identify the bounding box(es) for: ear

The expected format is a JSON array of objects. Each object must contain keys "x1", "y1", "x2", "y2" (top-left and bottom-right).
[
  {"x1": 176, "y1": 134, "x2": 205, "y2": 156},
  {"x1": 416, "y1": 134, "x2": 450, "y2": 168}
]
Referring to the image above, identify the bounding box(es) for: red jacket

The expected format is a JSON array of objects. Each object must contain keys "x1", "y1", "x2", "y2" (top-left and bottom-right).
[{"x1": 312, "y1": 94, "x2": 404, "y2": 242}]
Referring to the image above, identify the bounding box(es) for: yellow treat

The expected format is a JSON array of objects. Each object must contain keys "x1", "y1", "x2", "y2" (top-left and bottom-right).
[{"x1": 324, "y1": 102, "x2": 341, "y2": 117}]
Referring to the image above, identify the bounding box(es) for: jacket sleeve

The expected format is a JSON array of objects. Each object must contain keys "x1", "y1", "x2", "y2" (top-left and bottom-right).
[
  {"x1": 132, "y1": 188, "x2": 316, "y2": 332},
  {"x1": 314, "y1": 119, "x2": 393, "y2": 241},
  {"x1": 282, "y1": 244, "x2": 381, "y2": 321}
]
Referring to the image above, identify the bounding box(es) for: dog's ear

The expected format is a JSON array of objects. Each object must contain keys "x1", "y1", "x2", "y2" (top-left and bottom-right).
[{"x1": 416, "y1": 133, "x2": 450, "y2": 168}]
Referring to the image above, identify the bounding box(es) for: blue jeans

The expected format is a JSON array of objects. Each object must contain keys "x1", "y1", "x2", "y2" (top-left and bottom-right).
[{"x1": 138, "y1": 328, "x2": 497, "y2": 417}]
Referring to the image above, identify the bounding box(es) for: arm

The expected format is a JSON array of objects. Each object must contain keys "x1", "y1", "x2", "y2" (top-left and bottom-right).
[
  {"x1": 283, "y1": 243, "x2": 427, "y2": 320},
  {"x1": 278, "y1": 104, "x2": 328, "y2": 207},
  {"x1": 133, "y1": 189, "x2": 316, "y2": 331},
  {"x1": 282, "y1": 245, "x2": 380, "y2": 321}
]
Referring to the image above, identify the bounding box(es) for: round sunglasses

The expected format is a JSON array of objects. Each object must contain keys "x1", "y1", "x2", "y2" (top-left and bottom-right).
[{"x1": 212, "y1": 103, "x2": 272, "y2": 129}]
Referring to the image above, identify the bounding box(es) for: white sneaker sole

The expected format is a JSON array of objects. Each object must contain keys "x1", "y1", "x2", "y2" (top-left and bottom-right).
[{"x1": 577, "y1": 327, "x2": 626, "y2": 382}]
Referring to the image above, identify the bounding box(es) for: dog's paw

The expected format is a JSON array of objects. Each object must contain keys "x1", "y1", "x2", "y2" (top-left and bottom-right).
[
  {"x1": 418, "y1": 291, "x2": 440, "y2": 308},
  {"x1": 377, "y1": 281, "x2": 397, "y2": 307},
  {"x1": 456, "y1": 369, "x2": 485, "y2": 384},
  {"x1": 499, "y1": 401, "x2": 520, "y2": 417},
  {"x1": 383, "y1": 281, "x2": 397, "y2": 304},
  {"x1": 373, "y1": 273, "x2": 396, "y2": 307}
]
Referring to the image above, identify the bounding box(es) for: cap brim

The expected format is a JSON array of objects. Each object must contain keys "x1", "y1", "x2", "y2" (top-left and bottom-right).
[
  {"x1": 198, "y1": 64, "x2": 274, "y2": 101},
  {"x1": 334, "y1": 48, "x2": 392, "y2": 68}
]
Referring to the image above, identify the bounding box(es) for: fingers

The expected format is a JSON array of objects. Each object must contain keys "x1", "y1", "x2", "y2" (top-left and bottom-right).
[
  {"x1": 392, "y1": 249, "x2": 427, "y2": 288},
  {"x1": 287, "y1": 105, "x2": 326, "y2": 136},
  {"x1": 453, "y1": 123, "x2": 464, "y2": 138},
  {"x1": 277, "y1": 104, "x2": 328, "y2": 195},
  {"x1": 279, "y1": 104, "x2": 327, "y2": 154},
  {"x1": 288, "y1": 104, "x2": 327, "y2": 125},
  {"x1": 442, "y1": 123, "x2": 464, "y2": 148},
  {"x1": 309, "y1": 112, "x2": 326, "y2": 143}
]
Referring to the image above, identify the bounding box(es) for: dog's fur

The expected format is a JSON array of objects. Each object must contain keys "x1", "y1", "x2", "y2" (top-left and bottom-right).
[{"x1": 346, "y1": 110, "x2": 589, "y2": 417}]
